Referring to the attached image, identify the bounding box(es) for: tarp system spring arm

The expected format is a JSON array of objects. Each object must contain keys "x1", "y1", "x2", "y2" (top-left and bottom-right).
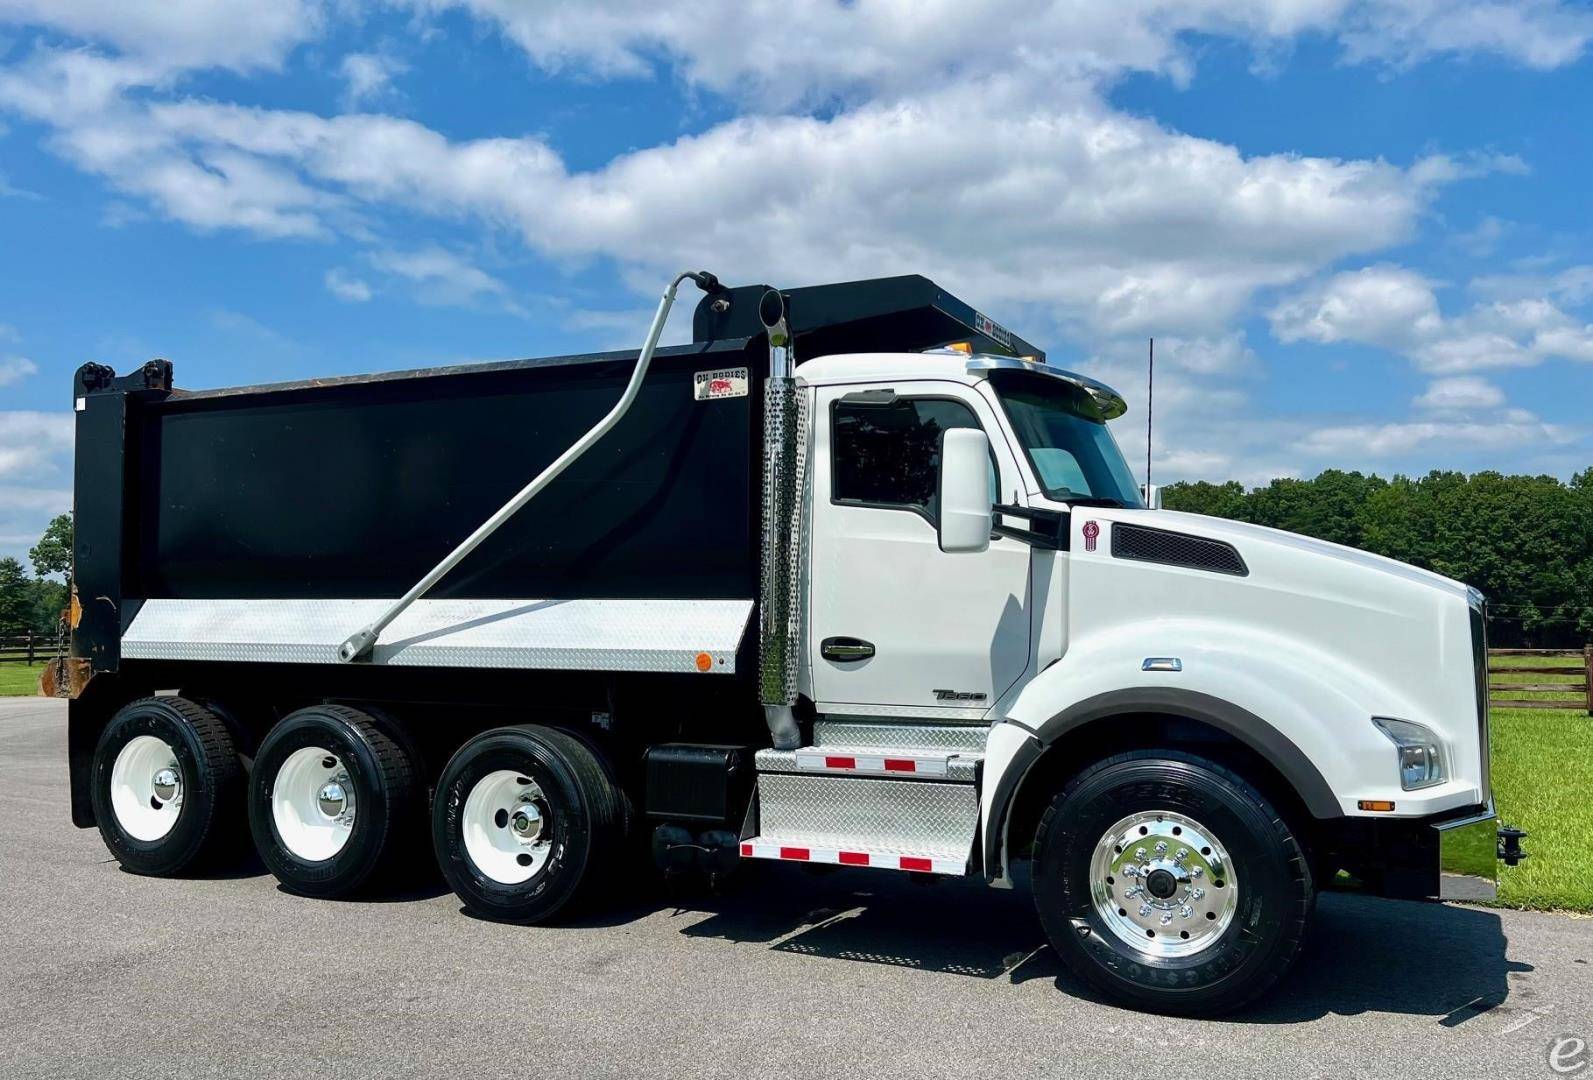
[{"x1": 337, "y1": 269, "x2": 721, "y2": 663}]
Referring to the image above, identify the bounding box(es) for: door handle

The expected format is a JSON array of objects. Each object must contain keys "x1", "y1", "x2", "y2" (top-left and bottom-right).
[{"x1": 821, "y1": 637, "x2": 876, "y2": 662}]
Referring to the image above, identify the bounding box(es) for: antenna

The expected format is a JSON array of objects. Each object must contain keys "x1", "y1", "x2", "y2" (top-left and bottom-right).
[{"x1": 1145, "y1": 337, "x2": 1154, "y2": 490}]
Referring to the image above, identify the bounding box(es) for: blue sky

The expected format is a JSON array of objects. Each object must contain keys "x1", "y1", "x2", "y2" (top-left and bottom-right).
[{"x1": 1, "y1": 1, "x2": 1591, "y2": 563}]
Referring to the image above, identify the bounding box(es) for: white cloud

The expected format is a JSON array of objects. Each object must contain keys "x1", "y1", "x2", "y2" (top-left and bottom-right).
[
  {"x1": 1272, "y1": 263, "x2": 1593, "y2": 373},
  {"x1": 0, "y1": 0, "x2": 326, "y2": 72},
  {"x1": 1271, "y1": 264, "x2": 1443, "y2": 348},
  {"x1": 0, "y1": 411, "x2": 73, "y2": 479},
  {"x1": 367, "y1": 247, "x2": 519, "y2": 311},
  {"x1": 404, "y1": 0, "x2": 1593, "y2": 106},
  {"x1": 339, "y1": 51, "x2": 407, "y2": 107},
  {"x1": 0, "y1": 55, "x2": 1470, "y2": 340},
  {"x1": 0, "y1": 356, "x2": 38, "y2": 387},
  {"x1": 1296, "y1": 412, "x2": 1575, "y2": 458},
  {"x1": 324, "y1": 267, "x2": 373, "y2": 302},
  {"x1": 1413, "y1": 375, "x2": 1505, "y2": 410},
  {"x1": 1337, "y1": 0, "x2": 1593, "y2": 71}
]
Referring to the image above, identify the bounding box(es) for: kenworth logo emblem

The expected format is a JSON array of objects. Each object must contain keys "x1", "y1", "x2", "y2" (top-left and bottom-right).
[{"x1": 1083, "y1": 520, "x2": 1100, "y2": 551}]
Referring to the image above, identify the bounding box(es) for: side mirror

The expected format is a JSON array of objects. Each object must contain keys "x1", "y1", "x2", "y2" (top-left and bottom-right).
[
  {"x1": 1141, "y1": 483, "x2": 1163, "y2": 509},
  {"x1": 939, "y1": 428, "x2": 993, "y2": 553}
]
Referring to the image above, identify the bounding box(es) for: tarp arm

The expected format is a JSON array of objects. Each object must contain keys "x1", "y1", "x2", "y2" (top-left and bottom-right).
[{"x1": 337, "y1": 269, "x2": 721, "y2": 662}]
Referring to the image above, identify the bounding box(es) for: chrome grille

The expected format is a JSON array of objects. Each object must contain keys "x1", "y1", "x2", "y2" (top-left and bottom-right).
[{"x1": 1470, "y1": 597, "x2": 1491, "y2": 800}]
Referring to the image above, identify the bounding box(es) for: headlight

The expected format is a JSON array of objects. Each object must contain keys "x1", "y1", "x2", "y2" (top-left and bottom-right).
[{"x1": 1372, "y1": 717, "x2": 1446, "y2": 790}]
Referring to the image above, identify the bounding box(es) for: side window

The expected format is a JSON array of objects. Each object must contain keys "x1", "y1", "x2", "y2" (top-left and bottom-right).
[{"x1": 831, "y1": 397, "x2": 983, "y2": 522}]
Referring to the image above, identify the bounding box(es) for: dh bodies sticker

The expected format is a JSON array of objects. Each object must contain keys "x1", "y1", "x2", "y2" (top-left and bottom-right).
[
  {"x1": 973, "y1": 312, "x2": 1013, "y2": 349},
  {"x1": 693, "y1": 367, "x2": 749, "y2": 401}
]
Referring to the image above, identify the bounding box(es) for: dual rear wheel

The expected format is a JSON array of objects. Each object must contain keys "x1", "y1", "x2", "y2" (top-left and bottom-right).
[{"x1": 91, "y1": 698, "x2": 627, "y2": 922}]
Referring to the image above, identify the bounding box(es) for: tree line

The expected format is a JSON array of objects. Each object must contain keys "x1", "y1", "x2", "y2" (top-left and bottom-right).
[
  {"x1": 1162, "y1": 468, "x2": 1593, "y2": 647},
  {"x1": 0, "y1": 514, "x2": 71, "y2": 640}
]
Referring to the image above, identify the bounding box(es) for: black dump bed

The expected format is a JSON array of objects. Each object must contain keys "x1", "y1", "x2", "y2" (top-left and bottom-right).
[{"x1": 70, "y1": 275, "x2": 1039, "y2": 670}]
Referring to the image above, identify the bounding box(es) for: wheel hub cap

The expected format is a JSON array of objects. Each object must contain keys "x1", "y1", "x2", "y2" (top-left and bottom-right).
[
  {"x1": 271, "y1": 746, "x2": 357, "y2": 862},
  {"x1": 461, "y1": 771, "x2": 554, "y2": 886},
  {"x1": 316, "y1": 782, "x2": 348, "y2": 818},
  {"x1": 109, "y1": 735, "x2": 184, "y2": 842},
  {"x1": 1088, "y1": 810, "x2": 1239, "y2": 958},
  {"x1": 151, "y1": 767, "x2": 181, "y2": 805}
]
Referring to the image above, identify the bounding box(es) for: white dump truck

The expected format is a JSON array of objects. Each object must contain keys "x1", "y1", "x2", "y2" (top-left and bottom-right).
[{"x1": 58, "y1": 271, "x2": 1515, "y2": 1015}]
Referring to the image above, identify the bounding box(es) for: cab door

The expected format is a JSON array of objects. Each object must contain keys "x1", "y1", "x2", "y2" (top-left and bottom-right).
[{"x1": 807, "y1": 381, "x2": 1031, "y2": 717}]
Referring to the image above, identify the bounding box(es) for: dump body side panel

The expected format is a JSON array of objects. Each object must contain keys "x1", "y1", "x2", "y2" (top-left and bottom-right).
[{"x1": 119, "y1": 340, "x2": 762, "y2": 604}]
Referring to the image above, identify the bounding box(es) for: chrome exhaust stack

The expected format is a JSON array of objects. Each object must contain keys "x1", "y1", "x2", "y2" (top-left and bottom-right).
[{"x1": 757, "y1": 289, "x2": 805, "y2": 751}]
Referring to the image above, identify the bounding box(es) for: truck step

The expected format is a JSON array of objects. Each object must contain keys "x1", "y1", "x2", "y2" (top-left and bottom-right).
[
  {"x1": 812, "y1": 720, "x2": 987, "y2": 753},
  {"x1": 756, "y1": 746, "x2": 980, "y2": 782},
  {"x1": 740, "y1": 837, "x2": 966, "y2": 876},
  {"x1": 754, "y1": 772, "x2": 978, "y2": 864}
]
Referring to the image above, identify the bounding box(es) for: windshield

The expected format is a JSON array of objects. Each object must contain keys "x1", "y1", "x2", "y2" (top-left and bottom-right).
[{"x1": 988, "y1": 370, "x2": 1144, "y2": 506}]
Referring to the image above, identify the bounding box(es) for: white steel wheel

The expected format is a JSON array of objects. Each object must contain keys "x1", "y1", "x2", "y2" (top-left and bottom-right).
[
  {"x1": 1088, "y1": 809, "x2": 1239, "y2": 958},
  {"x1": 461, "y1": 769, "x2": 553, "y2": 886},
  {"x1": 271, "y1": 746, "x2": 357, "y2": 862},
  {"x1": 109, "y1": 734, "x2": 184, "y2": 842}
]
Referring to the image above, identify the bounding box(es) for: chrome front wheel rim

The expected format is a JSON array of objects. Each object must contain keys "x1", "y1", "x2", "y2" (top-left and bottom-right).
[
  {"x1": 461, "y1": 770, "x2": 553, "y2": 886},
  {"x1": 1089, "y1": 810, "x2": 1238, "y2": 958},
  {"x1": 271, "y1": 746, "x2": 357, "y2": 862},
  {"x1": 109, "y1": 735, "x2": 184, "y2": 842}
]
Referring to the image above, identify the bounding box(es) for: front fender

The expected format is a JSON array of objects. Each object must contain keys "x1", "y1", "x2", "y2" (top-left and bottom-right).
[{"x1": 979, "y1": 617, "x2": 1487, "y2": 879}]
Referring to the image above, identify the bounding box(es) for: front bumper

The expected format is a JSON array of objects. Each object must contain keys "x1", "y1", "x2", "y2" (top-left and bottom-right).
[
  {"x1": 1435, "y1": 798, "x2": 1526, "y2": 901},
  {"x1": 1322, "y1": 799, "x2": 1525, "y2": 901}
]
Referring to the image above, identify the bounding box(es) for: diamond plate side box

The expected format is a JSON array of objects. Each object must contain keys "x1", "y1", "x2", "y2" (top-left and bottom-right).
[{"x1": 756, "y1": 773, "x2": 978, "y2": 856}]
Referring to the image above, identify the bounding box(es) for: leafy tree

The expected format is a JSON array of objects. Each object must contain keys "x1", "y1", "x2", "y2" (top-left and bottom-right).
[
  {"x1": 28, "y1": 513, "x2": 72, "y2": 579},
  {"x1": 1162, "y1": 480, "x2": 1247, "y2": 520},
  {"x1": 0, "y1": 558, "x2": 30, "y2": 636}
]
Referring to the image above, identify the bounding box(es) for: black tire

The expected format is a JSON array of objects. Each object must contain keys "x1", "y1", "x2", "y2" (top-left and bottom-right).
[
  {"x1": 1032, "y1": 749, "x2": 1313, "y2": 1016},
  {"x1": 90, "y1": 696, "x2": 244, "y2": 876},
  {"x1": 433, "y1": 725, "x2": 628, "y2": 923},
  {"x1": 248, "y1": 705, "x2": 422, "y2": 899}
]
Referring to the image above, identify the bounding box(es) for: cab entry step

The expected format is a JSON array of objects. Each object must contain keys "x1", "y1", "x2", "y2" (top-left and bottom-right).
[
  {"x1": 751, "y1": 772, "x2": 978, "y2": 870},
  {"x1": 754, "y1": 746, "x2": 980, "y2": 782},
  {"x1": 740, "y1": 838, "x2": 966, "y2": 876}
]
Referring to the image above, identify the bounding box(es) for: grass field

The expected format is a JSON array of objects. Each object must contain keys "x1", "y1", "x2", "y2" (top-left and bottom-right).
[
  {"x1": 1488, "y1": 653, "x2": 1591, "y2": 911},
  {"x1": 0, "y1": 664, "x2": 43, "y2": 697},
  {"x1": 1, "y1": 653, "x2": 1587, "y2": 909}
]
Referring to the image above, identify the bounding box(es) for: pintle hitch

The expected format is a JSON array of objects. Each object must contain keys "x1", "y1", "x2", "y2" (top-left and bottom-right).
[{"x1": 1497, "y1": 823, "x2": 1528, "y2": 867}]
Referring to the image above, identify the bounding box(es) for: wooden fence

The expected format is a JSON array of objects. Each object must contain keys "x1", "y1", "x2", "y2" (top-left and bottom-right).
[
  {"x1": 1488, "y1": 647, "x2": 1592, "y2": 714},
  {"x1": 0, "y1": 633, "x2": 48, "y2": 666}
]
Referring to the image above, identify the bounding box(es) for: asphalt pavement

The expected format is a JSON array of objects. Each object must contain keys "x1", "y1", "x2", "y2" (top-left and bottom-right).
[{"x1": 2, "y1": 696, "x2": 1589, "y2": 1080}]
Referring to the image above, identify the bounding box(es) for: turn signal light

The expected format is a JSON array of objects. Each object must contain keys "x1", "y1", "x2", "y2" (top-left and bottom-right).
[
  {"x1": 1357, "y1": 800, "x2": 1397, "y2": 812},
  {"x1": 944, "y1": 341, "x2": 974, "y2": 354}
]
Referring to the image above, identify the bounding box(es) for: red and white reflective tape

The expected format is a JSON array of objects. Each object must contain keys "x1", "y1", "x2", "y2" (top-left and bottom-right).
[
  {"x1": 739, "y1": 839, "x2": 963, "y2": 876},
  {"x1": 792, "y1": 750, "x2": 950, "y2": 777}
]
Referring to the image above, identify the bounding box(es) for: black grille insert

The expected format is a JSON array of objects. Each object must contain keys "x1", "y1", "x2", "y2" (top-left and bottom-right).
[{"x1": 1111, "y1": 523, "x2": 1248, "y2": 576}]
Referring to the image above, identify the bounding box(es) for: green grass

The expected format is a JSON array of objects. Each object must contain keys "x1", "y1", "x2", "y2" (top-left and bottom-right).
[
  {"x1": 1492, "y1": 703, "x2": 1593, "y2": 911},
  {"x1": 0, "y1": 663, "x2": 44, "y2": 696}
]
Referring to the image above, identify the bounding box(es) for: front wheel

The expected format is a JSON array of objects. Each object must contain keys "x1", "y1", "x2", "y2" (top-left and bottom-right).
[
  {"x1": 433, "y1": 725, "x2": 628, "y2": 923},
  {"x1": 1032, "y1": 750, "x2": 1313, "y2": 1016}
]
